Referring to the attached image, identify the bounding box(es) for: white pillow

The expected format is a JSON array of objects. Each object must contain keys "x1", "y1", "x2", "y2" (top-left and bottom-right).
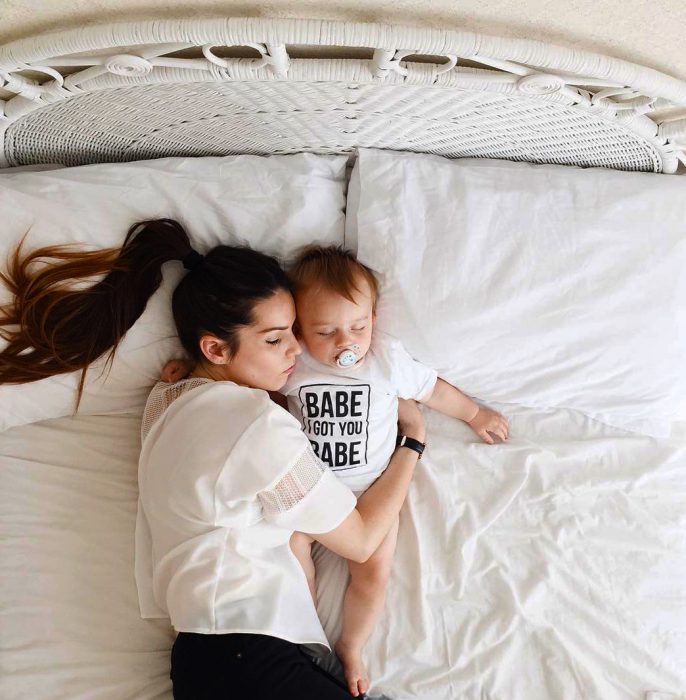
[
  {"x1": 0, "y1": 154, "x2": 347, "y2": 431},
  {"x1": 349, "y1": 149, "x2": 686, "y2": 437}
]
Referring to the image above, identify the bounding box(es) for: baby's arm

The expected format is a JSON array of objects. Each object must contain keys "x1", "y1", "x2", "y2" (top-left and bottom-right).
[{"x1": 422, "y1": 378, "x2": 509, "y2": 444}]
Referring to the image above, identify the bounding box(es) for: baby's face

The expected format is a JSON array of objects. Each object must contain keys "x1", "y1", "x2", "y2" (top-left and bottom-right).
[{"x1": 295, "y1": 275, "x2": 375, "y2": 368}]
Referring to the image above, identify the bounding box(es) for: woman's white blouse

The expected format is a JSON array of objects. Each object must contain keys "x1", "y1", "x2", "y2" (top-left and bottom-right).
[{"x1": 135, "y1": 378, "x2": 356, "y2": 649}]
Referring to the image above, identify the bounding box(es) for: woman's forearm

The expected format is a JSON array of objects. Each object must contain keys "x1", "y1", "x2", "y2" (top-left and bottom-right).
[
  {"x1": 353, "y1": 443, "x2": 421, "y2": 560},
  {"x1": 312, "y1": 429, "x2": 423, "y2": 562},
  {"x1": 311, "y1": 400, "x2": 425, "y2": 563}
]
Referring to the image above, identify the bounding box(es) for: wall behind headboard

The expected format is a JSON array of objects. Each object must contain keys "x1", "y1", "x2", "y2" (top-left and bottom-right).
[{"x1": 1, "y1": 0, "x2": 684, "y2": 82}]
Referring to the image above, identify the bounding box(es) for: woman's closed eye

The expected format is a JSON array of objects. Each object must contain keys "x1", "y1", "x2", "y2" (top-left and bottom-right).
[{"x1": 266, "y1": 338, "x2": 281, "y2": 345}]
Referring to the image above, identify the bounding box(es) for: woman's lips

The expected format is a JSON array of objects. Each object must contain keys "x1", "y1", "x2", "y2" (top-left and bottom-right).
[{"x1": 284, "y1": 364, "x2": 295, "y2": 374}]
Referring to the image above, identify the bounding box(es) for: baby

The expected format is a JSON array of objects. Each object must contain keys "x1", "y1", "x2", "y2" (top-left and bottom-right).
[
  {"x1": 161, "y1": 246, "x2": 508, "y2": 697},
  {"x1": 283, "y1": 246, "x2": 507, "y2": 696}
]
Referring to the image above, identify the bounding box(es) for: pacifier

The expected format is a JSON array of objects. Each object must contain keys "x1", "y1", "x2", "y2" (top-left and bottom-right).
[{"x1": 336, "y1": 344, "x2": 361, "y2": 368}]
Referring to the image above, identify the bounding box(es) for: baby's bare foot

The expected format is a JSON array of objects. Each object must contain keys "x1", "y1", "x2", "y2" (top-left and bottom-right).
[{"x1": 334, "y1": 640, "x2": 369, "y2": 697}]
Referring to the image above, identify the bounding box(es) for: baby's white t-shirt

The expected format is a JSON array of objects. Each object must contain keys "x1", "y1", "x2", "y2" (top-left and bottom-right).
[
  {"x1": 283, "y1": 332, "x2": 438, "y2": 493},
  {"x1": 135, "y1": 377, "x2": 356, "y2": 649}
]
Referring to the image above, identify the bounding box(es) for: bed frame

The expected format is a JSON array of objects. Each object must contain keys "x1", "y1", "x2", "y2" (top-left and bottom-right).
[
  {"x1": 2, "y1": 17, "x2": 686, "y2": 700},
  {"x1": 1, "y1": 17, "x2": 686, "y2": 173}
]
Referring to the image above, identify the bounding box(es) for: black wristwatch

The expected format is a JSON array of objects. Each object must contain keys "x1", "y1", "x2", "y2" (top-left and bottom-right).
[{"x1": 396, "y1": 434, "x2": 426, "y2": 460}]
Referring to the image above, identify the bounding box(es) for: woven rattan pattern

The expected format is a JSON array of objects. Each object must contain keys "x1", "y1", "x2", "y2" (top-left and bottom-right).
[{"x1": 5, "y1": 80, "x2": 661, "y2": 171}]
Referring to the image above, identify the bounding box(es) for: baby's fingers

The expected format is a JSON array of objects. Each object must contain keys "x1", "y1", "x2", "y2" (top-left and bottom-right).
[
  {"x1": 485, "y1": 418, "x2": 503, "y2": 433},
  {"x1": 480, "y1": 429, "x2": 495, "y2": 444},
  {"x1": 490, "y1": 415, "x2": 508, "y2": 440},
  {"x1": 482, "y1": 419, "x2": 508, "y2": 443},
  {"x1": 492, "y1": 426, "x2": 508, "y2": 441}
]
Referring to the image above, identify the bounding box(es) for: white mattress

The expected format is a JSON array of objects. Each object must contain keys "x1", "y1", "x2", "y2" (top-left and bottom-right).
[{"x1": 1, "y1": 406, "x2": 685, "y2": 700}]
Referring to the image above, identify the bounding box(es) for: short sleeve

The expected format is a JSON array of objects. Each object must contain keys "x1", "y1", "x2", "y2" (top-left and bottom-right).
[
  {"x1": 218, "y1": 400, "x2": 356, "y2": 531},
  {"x1": 379, "y1": 334, "x2": 438, "y2": 401},
  {"x1": 258, "y1": 445, "x2": 356, "y2": 533}
]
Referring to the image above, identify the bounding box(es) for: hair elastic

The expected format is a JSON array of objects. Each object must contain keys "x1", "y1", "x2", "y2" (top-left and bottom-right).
[{"x1": 182, "y1": 249, "x2": 204, "y2": 271}]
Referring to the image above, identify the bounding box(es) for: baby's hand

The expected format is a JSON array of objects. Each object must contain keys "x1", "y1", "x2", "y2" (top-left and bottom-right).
[
  {"x1": 467, "y1": 407, "x2": 509, "y2": 444},
  {"x1": 160, "y1": 358, "x2": 193, "y2": 383}
]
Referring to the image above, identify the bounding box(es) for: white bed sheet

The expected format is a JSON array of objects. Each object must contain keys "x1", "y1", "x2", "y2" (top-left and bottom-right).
[
  {"x1": 1, "y1": 406, "x2": 685, "y2": 700},
  {"x1": 0, "y1": 412, "x2": 173, "y2": 700}
]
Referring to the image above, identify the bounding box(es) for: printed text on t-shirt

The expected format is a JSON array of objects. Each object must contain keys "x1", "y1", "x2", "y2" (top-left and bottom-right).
[{"x1": 297, "y1": 384, "x2": 370, "y2": 470}]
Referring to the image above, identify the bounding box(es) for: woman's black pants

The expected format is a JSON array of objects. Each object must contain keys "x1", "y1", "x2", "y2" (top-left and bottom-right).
[{"x1": 171, "y1": 631, "x2": 353, "y2": 699}]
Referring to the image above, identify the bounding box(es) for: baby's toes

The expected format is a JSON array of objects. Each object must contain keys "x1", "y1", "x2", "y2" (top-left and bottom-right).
[{"x1": 336, "y1": 642, "x2": 368, "y2": 697}]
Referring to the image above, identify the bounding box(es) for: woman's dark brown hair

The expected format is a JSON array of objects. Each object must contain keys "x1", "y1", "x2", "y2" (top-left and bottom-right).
[{"x1": 0, "y1": 218, "x2": 291, "y2": 404}]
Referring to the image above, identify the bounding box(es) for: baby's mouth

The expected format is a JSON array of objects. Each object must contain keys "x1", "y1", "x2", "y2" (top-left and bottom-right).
[{"x1": 335, "y1": 345, "x2": 363, "y2": 368}]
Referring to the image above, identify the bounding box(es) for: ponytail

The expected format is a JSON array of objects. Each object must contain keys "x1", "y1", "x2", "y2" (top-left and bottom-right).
[{"x1": 0, "y1": 219, "x2": 193, "y2": 399}]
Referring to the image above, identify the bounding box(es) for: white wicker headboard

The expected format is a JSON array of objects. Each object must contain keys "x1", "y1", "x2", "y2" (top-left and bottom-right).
[{"x1": 1, "y1": 17, "x2": 685, "y2": 172}]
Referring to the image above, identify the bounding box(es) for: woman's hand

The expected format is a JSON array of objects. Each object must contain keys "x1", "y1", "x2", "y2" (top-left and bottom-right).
[
  {"x1": 397, "y1": 398, "x2": 426, "y2": 443},
  {"x1": 161, "y1": 358, "x2": 193, "y2": 383},
  {"x1": 467, "y1": 407, "x2": 509, "y2": 444}
]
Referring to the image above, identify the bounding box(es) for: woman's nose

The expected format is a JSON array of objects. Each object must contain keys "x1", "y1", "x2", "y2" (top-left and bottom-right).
[{"x1": 289, "y1": 336, "x2": 302, "y2": 357}]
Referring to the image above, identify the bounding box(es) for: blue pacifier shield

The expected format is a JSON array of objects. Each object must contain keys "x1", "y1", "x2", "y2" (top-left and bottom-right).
[{"x1": 336, "y1": 344, "x2": 361, "y2": 368}]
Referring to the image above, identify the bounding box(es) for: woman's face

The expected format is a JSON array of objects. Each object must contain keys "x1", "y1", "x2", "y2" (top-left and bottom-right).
[{"x1": 198, "y1": 289, "x2": 301, "y2": 391}]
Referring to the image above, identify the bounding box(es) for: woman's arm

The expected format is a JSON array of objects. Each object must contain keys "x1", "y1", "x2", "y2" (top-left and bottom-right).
[{"x1": 308, "y1": 399, "x2": 425, "y2": 563}]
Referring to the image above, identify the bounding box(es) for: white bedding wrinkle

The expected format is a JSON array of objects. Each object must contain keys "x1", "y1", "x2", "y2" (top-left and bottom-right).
[
  {"x1": 0, "y1": 414, "x2": 175, "y2": 700},
  {"x1": 1, "y1": 150, "x2": 685, "y2": 700},
  {"x1": 315, "y1": 407, "x2": 686, "y2": 699},
  {"x1": 1, "y1": 406, "x2": 685, "y2": 699},
  {"x1": 348, "y1": 149, "x2": 686, "y2": 437}
]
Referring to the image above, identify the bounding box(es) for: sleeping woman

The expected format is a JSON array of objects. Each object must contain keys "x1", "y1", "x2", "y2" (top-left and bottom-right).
[
  {"x1": 0, "y1": 218, "x2": 426, "y2": 699},
  {"x1": 159, "y1": 243, "x2": 510, "y2": 696}
]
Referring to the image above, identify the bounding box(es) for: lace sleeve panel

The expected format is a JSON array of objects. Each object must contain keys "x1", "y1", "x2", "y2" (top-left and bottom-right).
[
  {"x1": 257, "y1": 446, "x2": 326, "y2": 517},
  {"x1": 257, "y1": 446, "x2": 357, "y2": 534},
  {"x1": 141, "y1": 378, "x2": 213, "y2": 443}
]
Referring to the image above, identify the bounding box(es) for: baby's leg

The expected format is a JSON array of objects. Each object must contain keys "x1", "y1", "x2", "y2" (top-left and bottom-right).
[
  {"x1": 335, "y1": 516, "x2": 399, "y2": 698},
  {"x1": 290, "y1": 532, "x2": 317, "y2": 605}
]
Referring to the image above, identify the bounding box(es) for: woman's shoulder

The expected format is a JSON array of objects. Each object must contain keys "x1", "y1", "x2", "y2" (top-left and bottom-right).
[
  {"x1": 173, "y1": 379, "x2": 286, "y2": 424},
  {"x1": 142, "y1": 378, "x2": 291, "y2": 444},
  {"x1": 195, "y1": 384, "x2": 312, "y2": 490}
]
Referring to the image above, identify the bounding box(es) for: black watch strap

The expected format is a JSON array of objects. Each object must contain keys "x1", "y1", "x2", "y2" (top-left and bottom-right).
[{"x1": 396, "y1": 434, "x2": 426, "y2": 459}]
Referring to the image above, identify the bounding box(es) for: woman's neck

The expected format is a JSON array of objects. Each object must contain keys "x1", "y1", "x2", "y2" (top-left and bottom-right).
[{"x1": 190, "y1": 361, "x2": 231, "y2": 383}]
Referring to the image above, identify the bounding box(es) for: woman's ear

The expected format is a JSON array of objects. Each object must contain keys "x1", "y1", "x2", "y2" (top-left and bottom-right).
[{"x1": 198, "y1": 334, "x2": 231, "y2": 365}]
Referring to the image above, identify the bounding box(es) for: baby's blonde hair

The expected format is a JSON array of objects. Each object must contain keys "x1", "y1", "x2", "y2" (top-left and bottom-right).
[{"x1": 289, "y1": 245, "x2": 379, "y2": 309}]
